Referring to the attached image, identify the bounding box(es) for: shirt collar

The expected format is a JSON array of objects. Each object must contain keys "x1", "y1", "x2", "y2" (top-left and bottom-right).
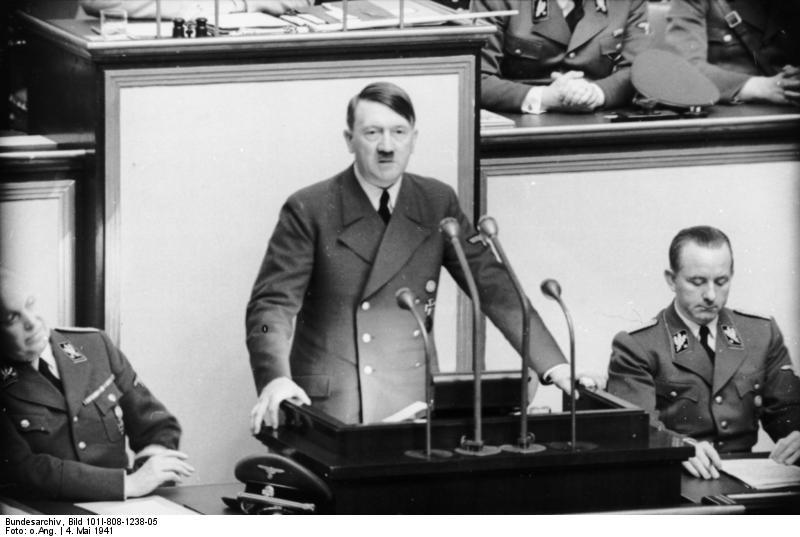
[
  {"x1": 40, "y1": 335, "x2": 60, "y2": 379},
  {"x1": 673, "y1": 302, "x2": 718, "y2": 342},
  {"x1": 353, "y1": 164, "x2": 402, "y2": 213}
]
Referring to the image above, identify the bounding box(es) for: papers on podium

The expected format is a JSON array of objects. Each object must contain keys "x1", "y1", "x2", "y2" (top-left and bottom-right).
[{"x1": 722, "y1": 458, "x2": 800, "y2": 490}]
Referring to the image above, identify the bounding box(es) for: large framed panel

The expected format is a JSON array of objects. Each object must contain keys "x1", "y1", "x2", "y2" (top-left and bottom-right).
[
  {"x1": 104, "y1": 56, "x2": 475, "y2": 484},
  {"x1": 481, "y1": 147, "x2": 800, "y2": 423},
  {"x1": 0, "y1": 180, "x2": 75, "y2": 326}
]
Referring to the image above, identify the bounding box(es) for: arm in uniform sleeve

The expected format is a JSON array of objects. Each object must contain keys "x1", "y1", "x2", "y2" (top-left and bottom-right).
[
  {"x1": 245, "y1": 195, "x2": 315, "y2": 394},
  {"x1": 99, "y1": 332, "x2": 181, "y2": 453},
  {"x1": 606, "y1": 331, "x2": 668, "y2": 430},
  {"x1": 758, "y1": 319, "x2": 800, "y2": 442},
  {"x1": 0, "y1": 411, "x2": 126, "y2": 501},
  {"x1": 665, "y1": 0, "x2": 750, "y2": 101},
  {"x1": 591, "y1": 0, "x2": 651, "y2": 109},
  {"x1": 440, "y1": 189, "x2": 566, "y2": 379},
  {"x1": 474, "y1": 0, "x2": 535, "y2": 113}
]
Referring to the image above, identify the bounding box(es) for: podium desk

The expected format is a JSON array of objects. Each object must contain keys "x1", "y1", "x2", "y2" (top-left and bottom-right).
[{"x1": 253, "y1": 389, "x2": 693, "y2": 514}]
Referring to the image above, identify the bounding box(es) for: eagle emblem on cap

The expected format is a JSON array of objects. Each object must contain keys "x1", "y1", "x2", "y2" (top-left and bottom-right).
[{"x1": 672, "y1": 330, "x2": 689, "y2": 354}]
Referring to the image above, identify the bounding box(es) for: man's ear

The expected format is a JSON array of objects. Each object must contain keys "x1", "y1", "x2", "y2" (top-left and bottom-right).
[
  {"x1": 663, "y1": 269, "x2": 677, "y2": 292},
  {"x1": 343, "y1": 129, "x2": 354, "y2": 153}
]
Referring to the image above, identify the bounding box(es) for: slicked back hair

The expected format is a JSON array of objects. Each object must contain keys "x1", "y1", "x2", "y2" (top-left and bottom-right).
[
  {"x1": 346, "y1": 82, "x2": 416, "y2": 130},
  {"x1": 668, "y1": 225, "x2": 734, "y2": 273}
]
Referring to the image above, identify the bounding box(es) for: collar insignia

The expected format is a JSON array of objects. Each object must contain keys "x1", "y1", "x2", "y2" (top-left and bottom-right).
[
  {"x1": 1, "y1": 366, "x2": 19, "y2": 386},
  {"x1": 595, "y1": 0, "x2": 607, "y2": 14},
  {"x1": 672, "y1": 329, "x2": 689, "y2": 354},
  {"x1": 60, "y1": 342, "x2": 87, "y2": 363},
  {"x1": 533, "y1": 0, "x2": 549, "y2": 21},
  {"x1": 721, "y1": 325, "x2": 742, "y2": 346}
]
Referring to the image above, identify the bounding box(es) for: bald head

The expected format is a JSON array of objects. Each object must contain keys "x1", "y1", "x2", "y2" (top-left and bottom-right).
[{"x1": 1, "y1": 268, "x2": 50, "y2": 364}]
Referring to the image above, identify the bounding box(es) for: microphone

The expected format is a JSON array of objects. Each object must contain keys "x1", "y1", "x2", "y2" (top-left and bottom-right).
[
  {"x1": 477, "y1": 216, "x2": 544, "y2": 455},
  {"x1": 540, "y1": 279, "x2": 596, "y2": 452},
  {"x1": 440, "y1": 217, "x2": 499, "y2": 457},
  {"x1": 395, "y1": 288, "x2": 451, "y2": 460}
]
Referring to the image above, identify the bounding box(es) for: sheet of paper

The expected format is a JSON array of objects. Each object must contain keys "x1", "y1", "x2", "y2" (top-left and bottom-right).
[
  {"x1": 722, "y1": 458, "x2": 800, "y2": 490},
  {"x1": 0, "y1": 135, "x2": 57, "y2": 149},
  {"x1": 76, "y1": 495, "x2": 199, "y2": 515},
  {"x1": 214, "y1": 12, "x2": 290, "y2": 29}
]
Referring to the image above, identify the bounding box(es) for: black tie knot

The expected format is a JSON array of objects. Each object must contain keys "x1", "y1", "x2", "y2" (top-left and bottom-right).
[
  {"x1": 378, "y1": 188, "x2": 391, "y2": 224},
  {"x1": 698, "y1": 325, "x2": 715, "y2": 363},
  {"x1": 565, "y1": 1, "x2": 584, "y2": 33},
  {"x1": 38, "y1": 359, "x2": 63, "y2": 392}
]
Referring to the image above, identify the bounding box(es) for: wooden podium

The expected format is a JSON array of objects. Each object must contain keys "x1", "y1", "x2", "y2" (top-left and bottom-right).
[{"x1": 257, "y1": 378, "x2": 693, "y2": 514}]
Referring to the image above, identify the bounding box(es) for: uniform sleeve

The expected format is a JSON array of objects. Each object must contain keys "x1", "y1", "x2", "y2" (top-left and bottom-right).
[
  {"x1": 245, "y1": 195, "x2": 316, "y2": 393},
  {"x1": 474, "y1": 0, "x2": 535, "y2": 113},
  {"x1": 0, "y1": 411, "x2": 125, "y2": 501},
  {"x1": 99, "y1": 332, "x2": 181, "y2": 453},
  {"x1": 440, "y1": 189, "x2": 566, "y2": 378},
  {"x1": 665, "y1": 0, "x2": 750, "y2": 101},
  {"x1": 592, "y1": 0, "x2": 651, "y2": 109},
  {"x1": 759, "y1": 320, "x2": 800, "y2": 442},
  {"x1": 606, "y1": 331, "x2": 667, "y2": 430}
]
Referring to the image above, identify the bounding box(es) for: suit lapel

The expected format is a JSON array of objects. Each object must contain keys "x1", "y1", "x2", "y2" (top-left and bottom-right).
[
  {"x1": 529, "y1": 0, "x2": 571, "y2": 46},
  {"x1": 712, "y1": 309, "x2": 747, "y2": 395},
  {"x1": 362, "y1": 175, "x2": 432, "y2": 299},
  {"x1": 336, "y1": 167, "x2": 386, "y2": 265},
  {"x1": 50, "y1": 330, "x2": 90, "y2": 417},
  {"x1": 664, "y1": 305, "x2": 713, "y2": 386},
  {"x1": 569, "y1": 0, "x2": 609, "y2": 51}
]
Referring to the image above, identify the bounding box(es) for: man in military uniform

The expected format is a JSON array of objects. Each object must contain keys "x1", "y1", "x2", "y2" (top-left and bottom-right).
[
  {"x1": 607, "y1": 226, "x2": 800, "y2": 479},
  {"x1": 247, "y1": 81, "x2": 574, "y2": 431},
  {"x1": 666, "y1": 0, "x2": 800, "y2": 105},
  {"x1": 474, "y1": 0, "x2": 651, "y2": 113},
  {"x1": 0, "y1": 268, "x2": 193, "y2": 500}
]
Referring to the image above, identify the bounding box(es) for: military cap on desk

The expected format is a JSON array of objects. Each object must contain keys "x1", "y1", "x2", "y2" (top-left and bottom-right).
[{"x1": 610, "y1": 49, "x2": 719, "y2": 121}]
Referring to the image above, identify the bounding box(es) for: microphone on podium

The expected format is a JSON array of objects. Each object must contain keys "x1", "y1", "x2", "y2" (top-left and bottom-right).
[
  {"x1": 540, "y1": 279, "x2": 596, "y2": 452},
  {"x1": 439, "y1": 217, "x2": 500, "y2": 457},
  {"x1": 477, "y1": 216, "x2": 544, "y2": 454},
  {"x1": 395, "y1": 287, "x2": 451, "y2": 460}
]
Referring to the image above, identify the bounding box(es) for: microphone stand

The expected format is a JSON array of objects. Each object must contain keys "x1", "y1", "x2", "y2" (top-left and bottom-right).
[
  {"x1": 478, "y1": 216, "x2": 544, "y2": 454},
  {"x1": 440, "y1": 217, "x2": 500, "y2": 457},
  {"x1": 540, "y1": 279, "x2": 596, "y2": 452},
  {"x1": 396, "y1": 288, "x2": 452, "y2": 460}
]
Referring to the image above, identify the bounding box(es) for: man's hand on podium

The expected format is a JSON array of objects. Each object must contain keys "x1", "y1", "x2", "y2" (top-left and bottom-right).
[{"x1": 251, "y1": 376, "x2": 311, "y2": 434}]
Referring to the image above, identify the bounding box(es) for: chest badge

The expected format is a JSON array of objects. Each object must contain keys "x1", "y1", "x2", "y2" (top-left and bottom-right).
[
  {"x1": 533, "y1": 0, "x2": 549, "y2": 21},
  {"x1": 721, "y1": 325, "x2": 742, "y2": 347},
  {"x1": 672, "y1": 329, "x2": 689, "y2": 354},
  {"x1": 1, "y1": 366, "x2": 19, "y2": 387},
  {"x1": 60, "y1": 342, "x2": 87, "y2": 363}
]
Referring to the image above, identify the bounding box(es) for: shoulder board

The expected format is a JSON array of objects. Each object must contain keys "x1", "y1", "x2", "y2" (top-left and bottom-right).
[
  {"x1": 732, "y1": 308, "x2": 772, "y2": 321},
  {"x1": 54, "y1": 326, "x2": 101, "y2": 333},
  {"x1": 628, "y1": 317, "x2": 658, "y2": 334}
]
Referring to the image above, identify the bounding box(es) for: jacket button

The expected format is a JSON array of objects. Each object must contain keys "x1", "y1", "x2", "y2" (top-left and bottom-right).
[
  {"x1": 615, "y1": 43, "x2": 621, "y2": 50},
  {"x1": 754, "y1": 383, "x2": 760, "y2": 390},
  {"x1": 670, "y1": 391, "x2": 677, "y2": 398},
  {"x1": 715, "y1": 395, "x2": 723, "y2": 404},
  {"x1": 568, "y1": 52, "x2": 576, "y2": 58},
  {"x1": 108, "y1": 393, "x2": 117, "y2": 403},
  {"x1": 723, "y1": 34, "x2": 732, "y2": 42},
  {"x1": 78, "y1": 441, "x2": 87, "y2": 450},
  {"x1": 361, "y1": 301, "x2": 370, "y2": 311},
  {"x1": 413, "y1": 329, "x2": 421, "y2": 338},
  {"x1": 363, "y1": 365, "x2": 374, "y2": 375},
  {"x1": 20, "y1": 419, "x2": 30, "y2": 429},
  {"x1": 720, "y1": 420, "x2": 728, "y2": 429},
  {"x1": 362, "y1": 333, "x2": 372, "y2": 343},
  {"x1": 514, "y1": 48, "x2": 521, "y2": 54},
  {"x1": 73, "y1": 416, "x2": 79, "y2": 423}
]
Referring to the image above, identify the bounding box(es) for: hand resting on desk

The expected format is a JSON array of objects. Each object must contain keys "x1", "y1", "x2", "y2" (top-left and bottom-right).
[
  {"x1": 124, "y1": 449, "x2": 194, "y2": 499},
  {"x1": 770, "y1": 430, "x2": 800, "y2": 466},
  {"x1": 250, "y1": 376, "x2": 311, "y2": 434}
]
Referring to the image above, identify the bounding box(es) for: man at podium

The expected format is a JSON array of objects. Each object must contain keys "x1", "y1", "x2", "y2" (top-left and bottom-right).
[
  {"x1": 246, "y1": 81, "x2": 574, "y2": 430},
  {"x1": 607, "y1": 226, "x2": 800, "y2": 479}
]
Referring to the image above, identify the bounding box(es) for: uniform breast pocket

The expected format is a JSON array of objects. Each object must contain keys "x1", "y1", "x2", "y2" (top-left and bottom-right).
[
  {"x1": 91, "y1": 383, "x2": 125, "y2": 442},
  {"x1": 8, "y1": 412, "x2": 53, "y2": 452},
  {"x1": 655, "y1": 382, "x2": 701, "y2": 431},
  {"x1": 504, "y1": 33, "x2": 546, "y2": 61},
  {"x1": 599, "y1": 35, "x2": 623, "y2": 62},
  {"x1": 734, "y1": 371, "x2": 765, "y2": 423}
]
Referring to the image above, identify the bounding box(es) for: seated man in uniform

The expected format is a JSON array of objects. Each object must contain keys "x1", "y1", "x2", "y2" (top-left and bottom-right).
[
  {"x1": 80, "y1": 0, "x2": 312, "y2": 20},
  {"x1": 247, "y1": 81, "x2": 577, "y2": 431},
  {"x1": 666, "y1": 0, "x2": 800, "y2": 106},
  {"x1": 607, "y1": 226, "x2": 800, "y2": 479},
  {"x1": 473, "y1": 0, "x2": 651, "y2": 114},
  {"x1": 0, "y1": 268, "x2": 194, "y2": 500}
]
